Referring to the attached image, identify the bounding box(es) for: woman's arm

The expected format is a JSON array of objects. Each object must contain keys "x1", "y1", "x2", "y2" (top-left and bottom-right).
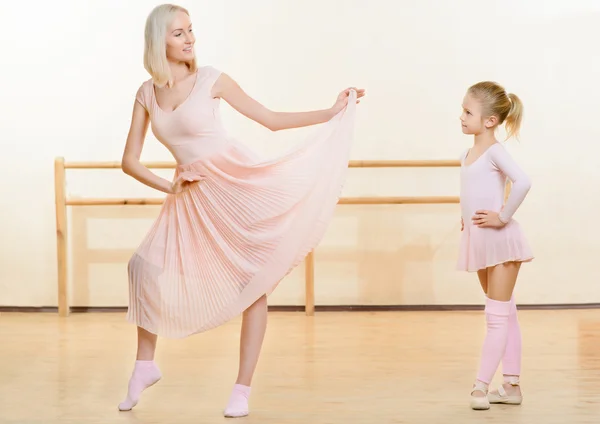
[
  {"x1": 121, "y1": 101, "x2": 174, "y2": 194},
  {"x1": 213, "y1": 73, "x2": 364, "y2": 132}
]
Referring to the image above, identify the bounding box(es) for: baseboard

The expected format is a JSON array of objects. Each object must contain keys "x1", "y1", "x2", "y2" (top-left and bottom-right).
[
  {"x1": 2, "y1": 303, "x2": 600, "y2": 313},
  {"x1": 270, "y1": 304, "x2": 600, "y2": 311}
]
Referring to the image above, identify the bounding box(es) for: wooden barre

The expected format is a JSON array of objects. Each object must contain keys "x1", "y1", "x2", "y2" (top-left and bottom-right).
[
  {"x1": 54, "y1": 156, "x2": 465, "y2": 318},
  {"x1": 64, "y1": 161, "x2": 176, "y2": 169},
  {"x1": 339, "y1": 196, "x2": 458, "y2": 205},
  {"x1": 66, "y1": 196, "x2": 460, "y2": 206},
  {"x1": 63, "y1": 159, "x2": 461, "y2": 169},
  {"x1": 349, "y1": 160, "x2": 460, "y2": 168}
]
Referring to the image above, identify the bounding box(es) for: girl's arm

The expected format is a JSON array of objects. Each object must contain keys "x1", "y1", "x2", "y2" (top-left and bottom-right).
[
  {"x1": 489, "y1": 144, "x2": 532, "y2": 223},
  {"x1": 121, "y1": 101, "x2": 174, "y2": 194},
  {"x1": 212, "y1": 73, "x2": 364, "y2": 132}
]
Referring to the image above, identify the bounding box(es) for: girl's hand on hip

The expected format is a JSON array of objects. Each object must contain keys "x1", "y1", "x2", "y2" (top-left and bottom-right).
[{"x1": 472, "y1": 209, "x2": 506, "y2": 228}]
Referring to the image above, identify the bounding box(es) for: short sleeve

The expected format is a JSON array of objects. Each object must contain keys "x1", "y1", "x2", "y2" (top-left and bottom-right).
[
  {"x1": 135, "y1": 81, "x2": 149, "y2": 111},
  {"x1": 205, "y1": 65, "x2": 223, "y2": 83},
  {"x1": 200, "y1": 66, "x2": 224, "y2": 95}
]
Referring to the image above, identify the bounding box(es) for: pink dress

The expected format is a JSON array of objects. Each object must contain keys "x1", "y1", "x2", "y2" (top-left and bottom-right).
[
  {"x1": 126, "y1": 66, "x2": 357, "y2": 338},
  {"x1": 457, "y1": 142, "x2": 534, "y2": 272}
]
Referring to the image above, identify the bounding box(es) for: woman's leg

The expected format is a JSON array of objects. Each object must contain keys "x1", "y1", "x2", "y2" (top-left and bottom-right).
[
  {"x1": 224, "y1": 294, "x2": 268, "y2": 418},
  {"x1": 237, "y1": 294, "x2": 269, "y2": 386},
  {"x1": 470, "y1": 262, "x2": 521, "y2": 409},
  {"x1": 118, "y1": 327, "x2": 162, "y2": 411},
  {"x1": 136, "y1": 326, "x2": 159, "y2": 360}
]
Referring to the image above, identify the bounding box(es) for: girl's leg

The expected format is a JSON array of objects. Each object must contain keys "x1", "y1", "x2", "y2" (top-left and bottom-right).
[
  {"x1": 224, "y1": 294, "x2": 268, "y2": 418},
  {"x1": 470, "y1": 262, "x2": 520, "y2": 410},
  {"x1": 477, "y1": 267, "x2": 523, "y2": 403},
  {"x1": 118, "y1": 327, "x2": 162, "y2": 411},
  {"x1": 477, "y1": 269, "x2": 488, "y2": 293},
  {"x1": 488, "y1": 294, "x2": 523, "y2": 403}
]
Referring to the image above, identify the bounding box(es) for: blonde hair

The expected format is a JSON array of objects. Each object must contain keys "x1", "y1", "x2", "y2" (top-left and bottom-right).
[
  {"x1": 143, "y1": 4, "x2": 198, "y2": 87},
  {"x1": 468, "y1": 81, "x2": 523, "y2": 140}
]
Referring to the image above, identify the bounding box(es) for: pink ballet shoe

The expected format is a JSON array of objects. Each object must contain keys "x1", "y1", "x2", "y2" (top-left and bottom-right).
[
  {"x1": 470, "y1": 381, "x2": 490, "y2": 410},
  {"x1": 118, "y1": 360, "x2": 162, "y2": 411},
  {"x1": 488, "y1": 377, "x2": 523, "y2": 405},
  {"x1": 223, "y1": 384, "x2": 251, "y2": 418}
]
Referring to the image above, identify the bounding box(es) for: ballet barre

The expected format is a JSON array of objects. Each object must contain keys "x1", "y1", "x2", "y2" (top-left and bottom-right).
[{"x1": 53, "y1": 157, "x2": 464, "y2": 318}]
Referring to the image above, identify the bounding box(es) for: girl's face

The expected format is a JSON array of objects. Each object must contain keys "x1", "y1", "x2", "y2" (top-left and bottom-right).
[
  {"x1": 165, "y1": 11, "x2": 196, "y2": 63},
  {"x1": 460, "y1": 93, "x2": 497, "y2": 135}
]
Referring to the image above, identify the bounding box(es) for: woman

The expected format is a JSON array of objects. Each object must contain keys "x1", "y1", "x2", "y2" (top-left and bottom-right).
[{"x1": 118, "y1": 4, "x2": 364, "y2": 418}]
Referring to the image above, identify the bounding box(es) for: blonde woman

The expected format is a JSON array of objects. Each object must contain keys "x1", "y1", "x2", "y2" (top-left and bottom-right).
[{"x1": 118, "y1": 3, "x2": 364, "y2": 418}]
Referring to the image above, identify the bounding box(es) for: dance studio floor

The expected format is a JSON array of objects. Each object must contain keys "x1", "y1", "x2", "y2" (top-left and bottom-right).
[{"x1": 1, "y1": 309, "x2": 599, "y2": 423}]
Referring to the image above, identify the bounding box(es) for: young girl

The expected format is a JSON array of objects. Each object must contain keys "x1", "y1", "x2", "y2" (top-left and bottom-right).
[
  {"x1": 457, "y1": 81, "x2": 533, "y2": 410},
  {"x1": 118, "y1": 3, "x2": 364, "y2": 418}
]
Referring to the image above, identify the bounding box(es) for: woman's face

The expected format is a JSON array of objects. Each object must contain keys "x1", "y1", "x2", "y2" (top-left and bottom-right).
[{"x1": 165, "y1": 11, "x2": 195, "y2": 63}]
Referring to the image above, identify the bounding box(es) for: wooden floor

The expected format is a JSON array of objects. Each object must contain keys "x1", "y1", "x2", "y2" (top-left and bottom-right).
[{"x1": 1, "y1": 310, "x2": 599, "y2": 423}]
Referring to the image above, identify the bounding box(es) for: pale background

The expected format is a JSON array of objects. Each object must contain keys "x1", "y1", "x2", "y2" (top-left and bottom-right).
[{"x1": 0, "y1": 0, "x2": 598, "y2": 309}]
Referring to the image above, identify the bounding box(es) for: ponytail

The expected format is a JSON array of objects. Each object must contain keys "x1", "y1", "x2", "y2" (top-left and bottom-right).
[{"x1": 505, "y1": 93, "x2": 523, "y2": 140}]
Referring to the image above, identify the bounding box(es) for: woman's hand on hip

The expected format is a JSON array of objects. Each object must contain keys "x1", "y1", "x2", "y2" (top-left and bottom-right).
[{"x1": 171, "y1": 174, "x2": 204, "y2": 194}]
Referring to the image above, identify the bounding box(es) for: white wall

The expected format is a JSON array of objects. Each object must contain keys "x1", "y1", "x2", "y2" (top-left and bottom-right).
[{"x1": 1, "y1": 0, "x2": 599, "y2": 308}]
